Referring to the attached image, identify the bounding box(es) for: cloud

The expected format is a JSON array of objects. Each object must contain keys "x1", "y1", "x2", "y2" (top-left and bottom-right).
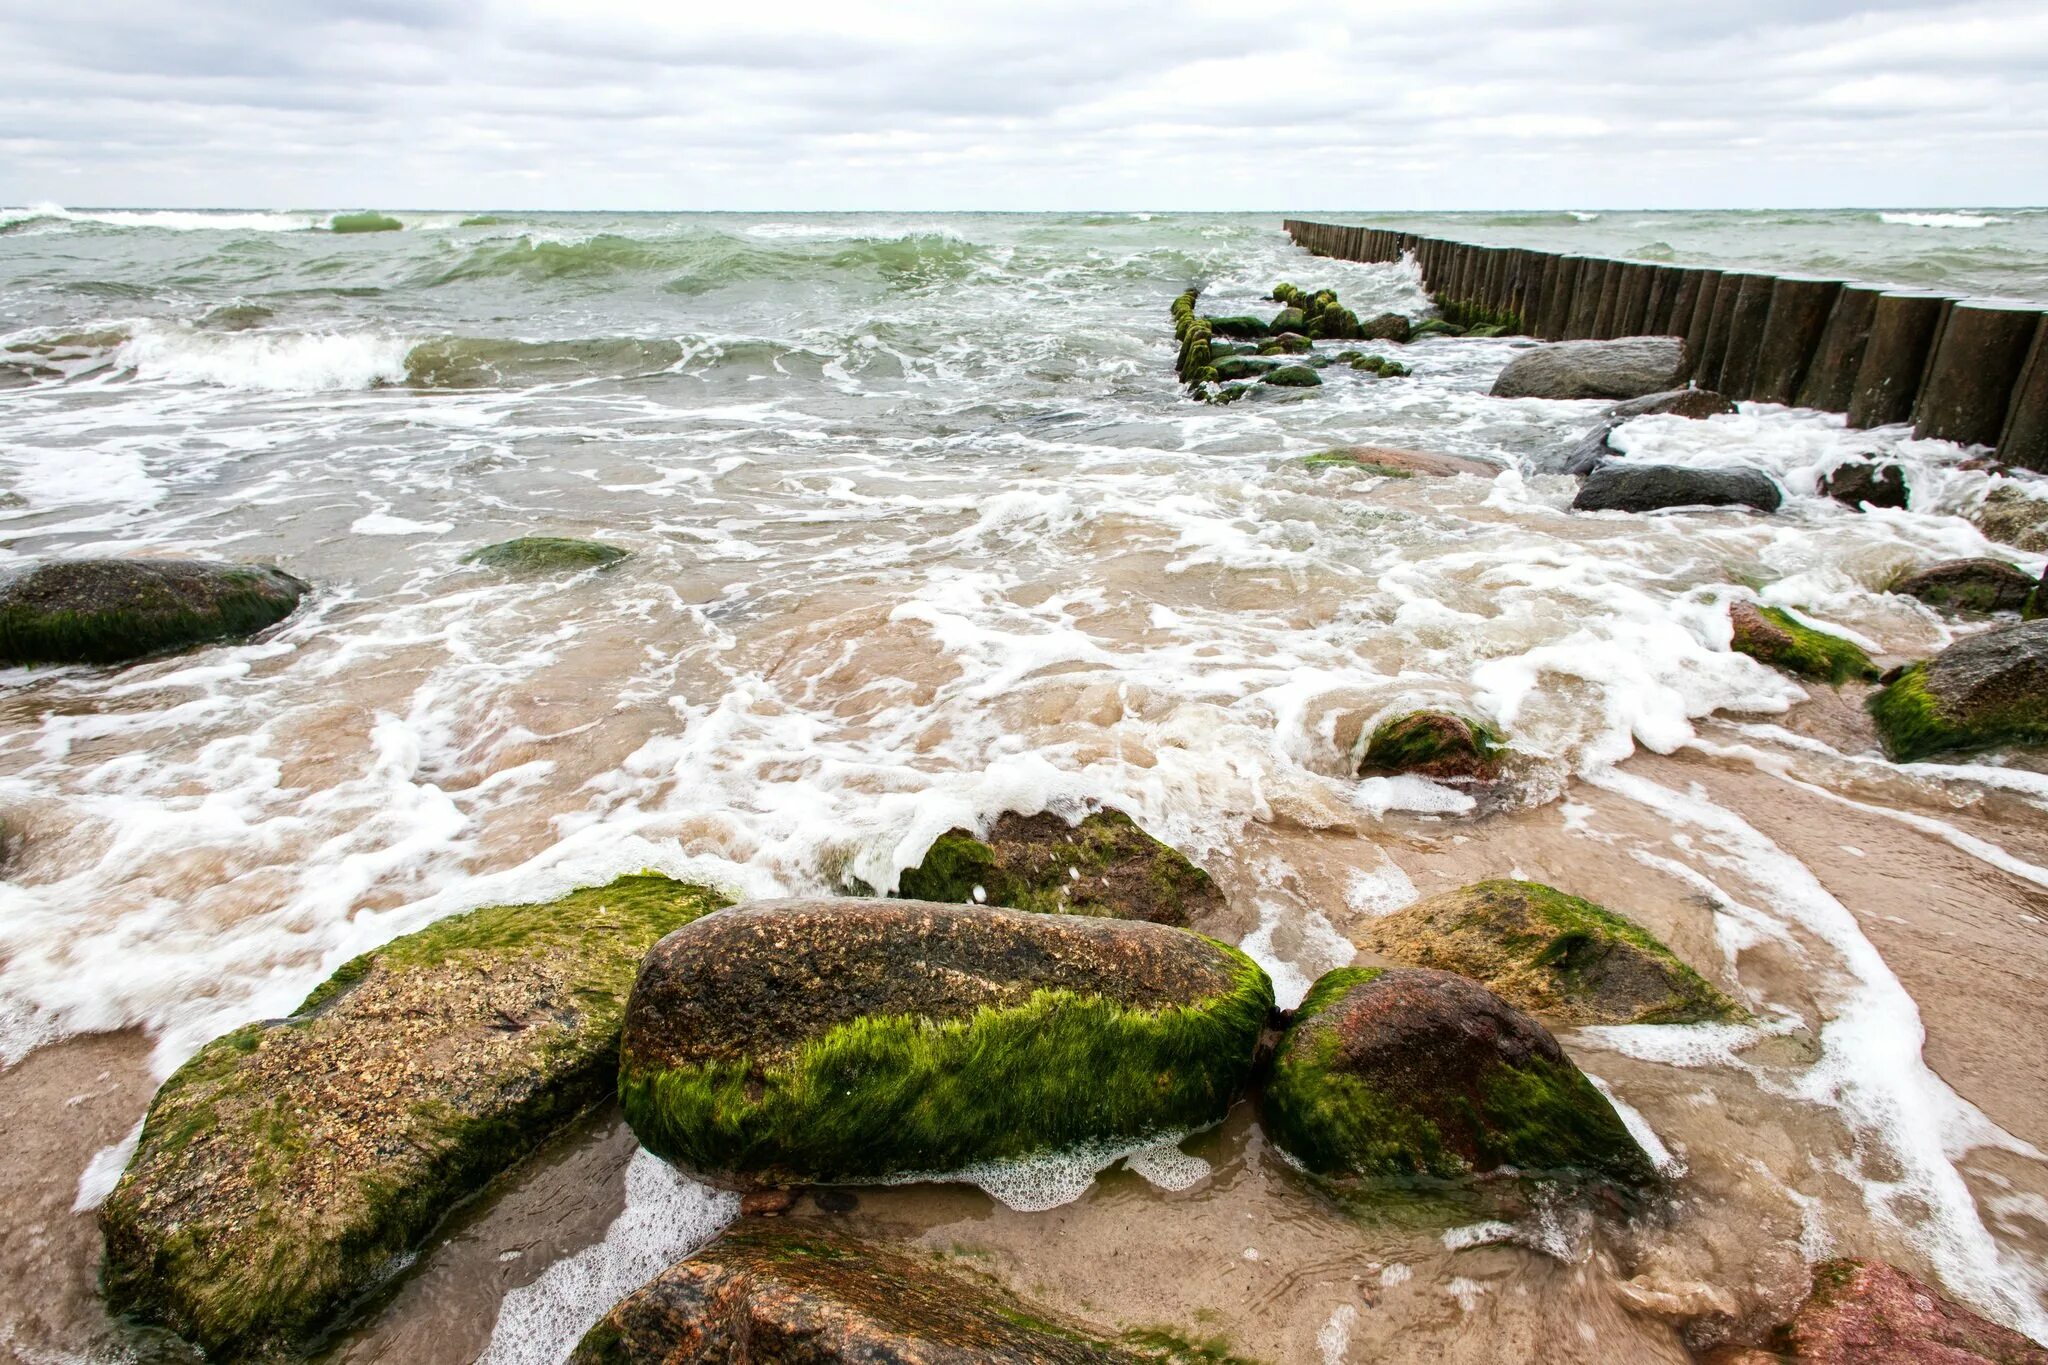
[{"x1": 0, "y1": 0, "x2": 2039, "y2": 208}]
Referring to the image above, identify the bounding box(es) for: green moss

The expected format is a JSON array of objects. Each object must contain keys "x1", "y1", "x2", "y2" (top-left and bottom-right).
[
  {"x1": 1122, "y1": 1327, "x2": 1266, "y2": 1364},
  {"x1": 0, "y1": 566, "x2": 304, "y2": 667},
  {"x1": 895, "y1": 830, "x2": 1000, "y2": 904},
  {"x1": 1207, "y1": 384, "x2": 1251, "y2": 405},
  {"x1": 1259, "y1": 365, "x2": 1321, "y2": 389},
  {"x1": 463, "y1": 537, "x2": 629, "y2": 574},
  {"x1": 1264, "y1": 308, "x2": 1307, "y2": 336},
  {"x1": 1205, "y1": 315, "x2": 1270, "y2": 340},
  {"x1": 329, "y1": 211, "x2": 402, "y2": 233},
  {"x1": 1257, "y1": 335, "x2": 1310, "y2": 355},
  {"x1": 1867, "y1": 661, "x2": 2048, "y2": 761},
  {"x1": 459, "y1": 215, "x2": 506, "y2": 227},
  {"x1": 1734, "y1": 606, "x2": 1879, "y2": 684},
  {"x1": 1359, "y1": 711, "x2": 1504, "y2": 779},
  {"x1": 1410, "y1": 319, "x2": 1464, "y2": 339},
  {"x1": 620, "y1": 950, "x2": 1272, "y2": 1185}
]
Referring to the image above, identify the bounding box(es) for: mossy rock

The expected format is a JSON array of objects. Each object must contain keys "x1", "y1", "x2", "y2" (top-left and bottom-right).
[
  {"x1": 1308, "y1": 305, "x2": 1363, "y2": 340},
  {"x1": 1464, "y1": 323, "x2": 1512, "y2": 338},
  {"x1": 618, "y1": 900, "x2": 1272, "y2": 1188},
  {"x1": 1358, "y1": 711, "x2": 1506, "y2": 781},
  {"x1": 893, "y1": 809, "x2": 1223, "y2": 927},
  {"x1": 328, "y1": 211, "x2": 402, "y2": 233},
  {"x1": 100, "y1": 873, "x2": 728, "y2": 1361},
  {"x1": 1207, "y1": 383, "x2": 1252, "y2": 405},
  {"x1": 1410, "y1": 319, "x2": 1465, "y2": 340},
  {"x1": 1257, "y1": 333, "x2": 1311, "y2": 355},
  {"x1": 1260, "y1": 966, "x2": 1654, "y2": 1186},
  {"x1": 1890, "y1": 558, "x2": 2038, "y2": 616},
  {"x1": 1203, "y1": 315, "x2": 1270, "y2": 340},
  {"x1": 463, "y1": 536, "x2": 630, "y2": 574},
  {"x1": 1869, "y1": 619, "x2": 2048, "y2": 761},
  {"x1": 1729, "y1": 602, "x2": 1879, "y2": 685},
  {"x1": 1259, "y1": 364, "x2": 1321, "y2": 389},
  {"x1": 1359, "y1": 313, "x2": 1413, "y2": 344},
  {"x1": 1211, "y1": 356, "x2": 1280, "y2": 383},
  {"x1": 1974, "y1": 486, "x2": 2048, "y2": 554},
  {"x1": 1360, "y1": 880, "x2": 1743, "y2": 1026},
  {"x1": 0, "y1": 558, "x2": 307, "y2": 666},
  {"x1": 1265, "y1": 307, "x2": 1307, "y2": 336},
  {"x1": 570, "y1": 1220, "x2": 1184, "y2": 1364}
]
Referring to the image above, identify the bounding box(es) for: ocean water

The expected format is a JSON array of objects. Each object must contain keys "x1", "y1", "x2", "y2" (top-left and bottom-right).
[{"x1": 6, "y1": 207, "x2": 2048, "y2": 1361}]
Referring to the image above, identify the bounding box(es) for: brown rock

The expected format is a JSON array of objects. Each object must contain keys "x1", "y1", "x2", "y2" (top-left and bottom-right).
[
  {"x1": 1759, "y1": 1258, "x2": 2048, "y2": 1364},
  {"x1": 1891, "y1": 559, "x2": 2038, "y2": 615},
  {"x1": 1975, "y1": 486, "x2": 2048, "y2": 553},
  {"x1": 1823, "y1": 460, "x2": 1910, "y2": 510}
]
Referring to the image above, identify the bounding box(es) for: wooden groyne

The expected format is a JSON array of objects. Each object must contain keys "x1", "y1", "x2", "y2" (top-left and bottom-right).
[{"x1": 1282, "y1": 220, "x2": 2048, "y2": 473}]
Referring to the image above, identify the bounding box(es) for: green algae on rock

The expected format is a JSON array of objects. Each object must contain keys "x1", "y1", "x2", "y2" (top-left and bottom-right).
[
  {"x1": 100, "y1": 873, "x2": 728, "y2": 1361},
  {"x1": 1869, "y1": 619, "x2": 2048, "y2": 761},
  {"x1": 1360, "y1": 880, "x2": 1742, "y2": 1026},
  {"x1": 1259, "y1": 364, "x2": 1321, "y2": 388},
  {"x1": 0, "y1": 558, "x2": 307, "y2": 666},
  {"x1": 894, "y1": 809, "x2": 1224, "y2": 926},
  {"x1": 463, "y1": 536, "x2": 630, "y2": 574},
  {"x1": 618, "y1": 900, "x2": 1272, "y2": 1188},
  {"x1": 1729, "y1": 601, "x2": 1879, "y2": 685},
  {"x1": 1890, "y1": 558, "x2": 2038, "y2": 616},
  {"x1": 1260, "y1": 967, "x2": 1654, "y2": 1186},
  {"x1": 1735, "y1": 1257, "x2": 2048, "y2": 1365},
  {"x1": 1358, "y1": 711, "x2": 1506, "y2": 782},
  {"x1": 569, "y1": 1220, "x2": 1170, "y2": 1364},
  {"x1": 328, "y1": 211, "x2": 402, "y2": 233}
]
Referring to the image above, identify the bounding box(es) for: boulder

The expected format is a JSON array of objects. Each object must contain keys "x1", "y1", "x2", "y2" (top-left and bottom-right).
[
  {"x1": 1360, "y1": 313, "x2": 1413, "y2": 344},
  {"x1": 1358, "y1": 880, "x2": 1742, "y2": 1026},
  {"x1": 1869, "y1": 618, "x2": 2048, "y2": 761},
  {"x1": 1357, "y1": 711, "x2": 1506, "y2": 781},
  {"x1": 893, "y1": 808, "x2": 1223, "y2": 927},
  {"x1": 1892, "y1": 558, "x2": 2038, "y2": 615},
  {"x1": 569, "y1": 1222, "x2": 1156, "y2": 1364},
  {"x1": 1350, "y1": 354, "x2": 1411, "y2": 378},
  {"x1": 1210, "y1": 356, "x2": 1281, "y2": 383},
  {"x1": 0, "y1": 558, "x2": 307, "y2": 666},
  {"x1": 1260, "y1": 967, "x2": 1654, "y2": 1185},
  {"x1": 1302, "y1": 446, "x2": 1499, "y2": 478},
  {"x1": 1266, "y1": 306, "x2": 1308, "y2": 336},
  {"x1": 1731, "y1": 1258, "x2": 2048, "y2": 1364},
  {"x1": 1544, "y1": 388, "x2": 1737, "y2": 477},
  {"x1": 1730, "y1": 602, "x2": 1879, "y2": 685},
  {"x1": 1489, "y1": 337, "x2": 1692, "y2": 401},
  {"x1": 1257, "y1": 332, "x2": 1311, "y2": 355},
  {"x1": 464, "y1": 536, "x2": 630, "y2": 573},
  {"x1": 1573, "y1": 464, "x2": 1782, "y2": 514},
  {"x1": 1260, "y1": 364, "x2": 1321, "y2": 388},
  {"x1": 1974, "y1": 486, "x2": 2048, "y2": 553},
  {"x1": 100, "y1": 874, "x2": 728, "y2": 1361},
  {"x1": 1821, "y1": 460, "x2": 1910, "y2": 510},
  {"x1": 619, "y1": 901, "x2": 1271, "y2": 1188},
  {"x1": 1202, "y1": 314, "x2": 1269, "y2": 339}
]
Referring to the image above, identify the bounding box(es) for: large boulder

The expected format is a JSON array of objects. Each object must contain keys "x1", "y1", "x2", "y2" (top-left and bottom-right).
[
  {"x1": 1260, "y1": 966, "x2": 1653, "y2": 1184},
  {"x1": 1730, "y1": 602, "x2": 1879, "y2": 685},
  {"x1": 1822, "y1": 460, "x2": 1910, "y2": 511},
  {"x1": 619, "y1": 901, "x2": 1271, "y2": 1188},
  {"x1": 1714, "y1": 1258, "x2": 2048, "y2": 1364},
  {"x1": 1357, "y1": 711, "x2": 1506, "y2": 781},
  {"x1": 1869, "y1": 619, "x2": 2048, "y2": 761},
  {"x1": 464, "y1": 536, "x2": 629, "y2": 573},
  {"x1": 1550, "y1": 388, "x2": 1740, "y2": 476},
  {"x1": 100, "y1": 874, "x2": 728, "y2": 1361},
  {"x1": 1489, "y1": 337, "x2": 1691, "y2": 401},
  {"x1": 1573, "y1": 463, "x2": 1782, "y2": 514},
  {"x1": 0, "y1": 558, "x2": 306, "y2": 666},
  {"x1": 1359, "y1": 313, "x2": 1413, "y2": 343},
  {"x1": 893, "y1": 808, "x2": 1223, "y2": 927},
  {"x1": 1974, "y1": 486, "x2": 2048, "y2": 553},
  {"x1": 569, "y1": 1221, "x2": 1159, "y2": 1364},
  {"x1": 1358, "y1": 880, "x2": 1742, "y2": 1026},
  {"x1": 1891, "y1": 558, "x2": 2038, "y2": 616}
]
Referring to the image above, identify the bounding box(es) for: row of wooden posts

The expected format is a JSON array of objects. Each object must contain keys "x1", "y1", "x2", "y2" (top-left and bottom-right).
[{"x1": 1282, "y1": 219, "x2": 2048, "y2": 473}]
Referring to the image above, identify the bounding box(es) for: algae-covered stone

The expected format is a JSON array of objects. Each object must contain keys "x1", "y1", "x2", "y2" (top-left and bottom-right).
[
  {"x1": 1891, "y1": 558, "x2": 2037, "y2": 615},
  {"x1": 1358, "y1": 711, "x2": 1506, "y2": 782},
  {"x1": 1204, "y1": 315, "x2": 1270, "y2": 340},
  {"x1": 0, "y1": 558, "x2": 307, "y2": 666},
  {"x1": 328, "y1": 211, "x2": 402, "y2": 233},
  {"x1": 1212, "y1": 356, "x2": 1280, "y2": 383},
  {"x1": 619, "y1": 900, "x2": 1272, "y2": 1188},
  {"x1": 1729, "y1": 601, "x2": 1879, "y2": 685},
  {"x1": 1260, "y1": 966, "x2": 1654, "y2": 1185},
  {"x1": 1258, "y1": 333, "x2": 1312, "y2": 355},
  {"x1": 1360, "y1": 313, "x2": 1413, "y2": 344},
  {"x1": 1974, "y1": 485, "x2": 2048, "y2": 554},
  {"x1": 1266, "y1": 307, "x2": 1307, "y2": 336},
  {"x1": 1360, "y1": 880, "x2": 1742, "y2": 1026},
  {"x1": 463, "y1": 536, "x2": 630, "y2": 574},
  {"x1": 1410, "y1": 319, "x2": 1465, "y2": 340},
  {"x1": 1869, "y1": 619, "x2": 2048, "y2": 761},
  {"x1": 1260, "y1": 364, "x2": 1321, "y2": 389},
  {"x1": 1740, "y1": 1258, "x2": 2048, "y2": 1365},
  {"x1": 570, "y1": 1221, "x2": 1160, "y2": 1364},
  {"x1": 894, "y1": 809, "x2": 1223, "y2": 927},
  {"x1": 100, "y1": 873, "x2": 728, "y2": 1361}
]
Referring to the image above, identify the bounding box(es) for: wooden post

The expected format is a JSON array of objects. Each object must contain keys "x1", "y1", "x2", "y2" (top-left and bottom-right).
[
  {"x1": 1797, "y1": 283, "x2": 1885, "y2": 412},
  {"x1": 1695, "y1": 272, "x2": 1746, "y2": 388},
  {"x1": 1914, "y1": 301, "x2": 2042, "y2": 447},
  {"x1": 1590, "y1": 261, "x2": 1624, "y2": 338},
  {"x1": 1567, "y1": 259, "x2": 1607, "y2": 339},
  {"x1": 1713, "y1": 274, "x2": 1778, "y2": 399},
  {"x1": 2000, "y1": 316, "x2": 2048, "y2": 473},
  {"x1": 1542, "y1": 256, "x2": 1583, "y2": 340},
  {"x1": 1751, "y1": 276, "x2": 1843, "y2": 406},
  {"x1": 1847, "y1": 291, "x2": 1951, "y2": 428}
]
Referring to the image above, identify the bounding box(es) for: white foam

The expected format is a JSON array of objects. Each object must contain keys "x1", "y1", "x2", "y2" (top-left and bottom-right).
[
  {"x1": 0, "y1": 203, "x2": 322, "y2": 232},
  {"x1": 72, "y1": 1119, "x2": 144, "y2": 1212},
  {"x1": 876, "y1": 1131, "x2": 1198, "y2": 1212},
  {"x1": 477, "y1": 1149, "x2": 738, "y2": 1365},
  {"x1": 1446, "y1": 1276, "x2": 1489, "y2": 1311},
  {"x1": 1124, "y1": 1135, "x2": 1212, "y2": 1191},
  {"x1": 1443, "y1": 1221, "x2": 1517, "y2": 1251},
  {"x1": 1588, "y1": 1076, "x2": 1685, "y2": 1177},
  {"x1": 1880, "y1": 211, "x2": 2008, "y2": 229},
  {"x1": 113, "y1": 322, "x2": 411, "y2": 391},
  {"x1": 1344, "y1": 859, "x2": 1419, "y2": 917},
  {"x1": 1317, "y1": 1303, "x2": 1359, "y2": 1364},
  {"x1": 351, "y1": 513, "x2": 454, "y2": 537}
]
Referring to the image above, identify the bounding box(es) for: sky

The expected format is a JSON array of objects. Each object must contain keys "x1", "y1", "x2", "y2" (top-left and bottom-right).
[{"x1": 0, "y1": 0, "x2": 2043, "y2": 211}]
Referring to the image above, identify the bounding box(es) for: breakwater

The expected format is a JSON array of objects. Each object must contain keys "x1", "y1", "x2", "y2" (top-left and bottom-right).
[{"x1": 1283, "y1": 219, "x2": 2048, "y2": 472}]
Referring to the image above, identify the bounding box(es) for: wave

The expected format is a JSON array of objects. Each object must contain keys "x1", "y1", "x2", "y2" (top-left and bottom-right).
[
  {"x1": 403, "y1": 335, "x2": 685, "y2": 388},
  {"x1": 428, "y1": 227, "x2": 989, "y2": 292},
  {"x1": 112, "y1": 321, "x2": 411, "y2": 390},
  {"x1": 0, "y1": 202, "x2": 322, "y2": 233},
  {"x1": 1879, "y1": 211, "x2": 2010, "y2": 229}
]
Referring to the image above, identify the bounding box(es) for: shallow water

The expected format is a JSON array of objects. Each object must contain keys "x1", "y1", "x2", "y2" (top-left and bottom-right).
[{"x1": 4, "y1": 208, "x2": 2048, "y2": 1362}]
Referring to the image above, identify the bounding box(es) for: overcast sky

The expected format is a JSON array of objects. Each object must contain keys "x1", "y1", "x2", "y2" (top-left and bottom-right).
[{"x1": 1, "y1": 0, "x2": 2042, "y2": 211}]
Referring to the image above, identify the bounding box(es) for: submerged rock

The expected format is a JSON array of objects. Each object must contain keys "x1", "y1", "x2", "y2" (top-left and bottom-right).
[
  {"x1": 464, "y1": 536, "x2": 630, "y2": 573},
  {"x1": 1869, "y1": 618, "x2": 2048, "y2": 761},
  {"x1": 1891, "y1": 558, "x2": 2037, "y2": 615},
  {"x1": 1260, "y1": 967, "x2": 1654, "y2": 1185},
  {"x1": 1489, "y1": 337, "x2": 1691, "y2": 401},
  {"x1": 569, "y1": 1221, "x2": 1156, "y2": 1364},
  {"x1": 618, "y1": 900, "x2": 1271, "y2": 1188},
  {"x1": 1729, "y1": 601, "x2": 1879, "y2": 685},
  {"x1": 0, "y1": 558, "x2": 307, "y2": 666},
  {"x1": 1821, "y1": 460, "x2": 1910, "y2": 510},
  {"x1": 893, "y1": 808, "x2": 1223, "y2": 926},
  {"x1": 1211, "y1": 356, "x2": 1281, "y2": 383},
  {"x1": 1357, "y1": 711, "x2": 1506, "y2": 781},
  {"x1": 1974, "y1": 485, "x2": 2048, "y2": 553},
  {"x1": 1260, "y1": 364, "x2": 1321, "y2": 388},
  {"x1": 100, "y1": 874, "x2": 728, "y2": 1361},
  {"x1": 1573, "y1": 464, "x2": 1782, "y2": 514},
  {"x1": 1359, "y1": 880, "x2": 1742, "y2": 1026},
  {"x1": 1719, "y1": 1258, "x2": 2048, "y2": 1364},
  {"x1": 1302, "y1": 446, "x2": 1498, "y2": 478}
]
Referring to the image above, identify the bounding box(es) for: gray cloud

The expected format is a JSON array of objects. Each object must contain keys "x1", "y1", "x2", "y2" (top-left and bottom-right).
[{"x1": 0, "y1": 0, "x2": 2039, "y2": 208}]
